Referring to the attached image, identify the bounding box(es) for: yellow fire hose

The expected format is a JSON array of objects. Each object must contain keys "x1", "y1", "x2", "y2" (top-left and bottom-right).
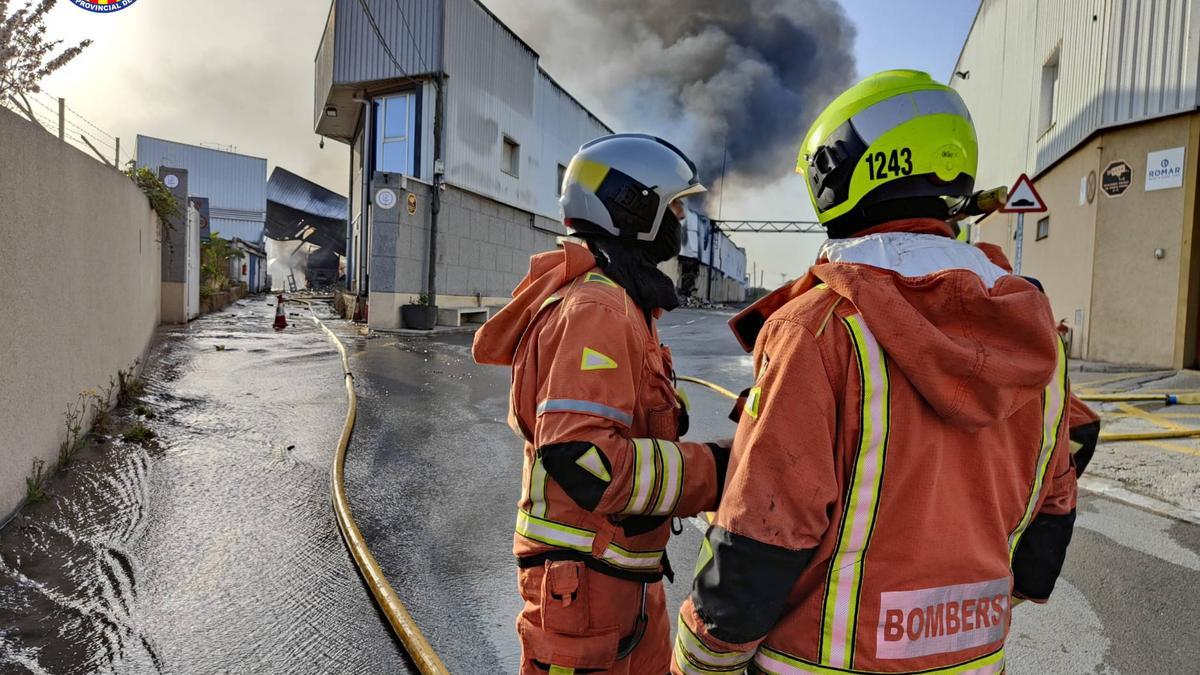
[
  {"x1": 297, "y1": 299, "x2": 450, "y2": 675},
  {"x1": 677, "y1": 375, "x2": 1200, "y2": 445},
  {"x1": 1077, "y1": 392, "x2": 1200, "y2": 405}
]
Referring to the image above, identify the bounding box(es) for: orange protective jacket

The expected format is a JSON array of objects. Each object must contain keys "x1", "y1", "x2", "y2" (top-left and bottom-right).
[
  {"x1": 474, "y1": 241, "x2": 723, "y2": 579},
  {"x1": 674, "y1": 221, "x2": 1077, "y2": 675}
]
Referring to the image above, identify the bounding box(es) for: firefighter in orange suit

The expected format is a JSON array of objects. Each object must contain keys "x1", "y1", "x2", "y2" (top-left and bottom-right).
[
  {"x1": 474, "y1": 134, "x2": 729, "y2": 674},
  {"x1": 673, "y1": 71, "x2": 1078, "y2": 675}
]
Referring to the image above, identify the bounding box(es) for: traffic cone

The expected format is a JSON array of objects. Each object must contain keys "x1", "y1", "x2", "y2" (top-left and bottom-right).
[{"x1": 274, "y1": 294, "x2": 288, "y2": 331}]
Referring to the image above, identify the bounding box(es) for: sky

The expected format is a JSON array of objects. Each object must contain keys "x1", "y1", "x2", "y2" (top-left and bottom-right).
[{"x1": 35, "y1": 0, "x2": 981, "y2": 288}]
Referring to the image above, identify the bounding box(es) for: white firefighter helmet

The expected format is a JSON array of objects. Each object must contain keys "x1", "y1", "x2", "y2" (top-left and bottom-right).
[{"x1": 559, "y1": 133, "x2": 707, "y2": 242}]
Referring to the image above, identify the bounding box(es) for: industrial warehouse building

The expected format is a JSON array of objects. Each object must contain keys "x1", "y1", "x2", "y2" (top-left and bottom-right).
[
  {"x1": 955, "y1": 0, "x2": 1200, "y2": 368},
  {"x1": 136, "y1": 136, "x2": 268, "y2": 244},
  {"x1": 313, "y1": 0, "x2": 745, "y2": 330}
]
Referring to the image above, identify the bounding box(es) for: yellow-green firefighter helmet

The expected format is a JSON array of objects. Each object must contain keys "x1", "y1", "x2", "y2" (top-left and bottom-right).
[{"x1": 797, "y1": 69, "x2": 978, "y2": 237}]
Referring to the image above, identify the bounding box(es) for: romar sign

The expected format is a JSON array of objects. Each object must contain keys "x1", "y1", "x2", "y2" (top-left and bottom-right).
[{"x1": 1146, "y1": 147, "x2": 1185, "y2": 192}]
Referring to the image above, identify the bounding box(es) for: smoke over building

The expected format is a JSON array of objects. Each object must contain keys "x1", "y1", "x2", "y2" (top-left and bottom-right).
[{"x1": 484, "y1": 0, "x2": 857, "y2": 193}]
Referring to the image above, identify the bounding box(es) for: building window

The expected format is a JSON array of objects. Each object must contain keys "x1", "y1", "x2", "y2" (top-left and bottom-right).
[
  {"x1": 1039, "y1": 46, "x2": 1060, "y2": 134},
  {"x1": 502, "y1": 136, "x2": 520, "y2": 177},
  {"x1": 557, "y1": 163, "x2": 567, "y2": 196},
  {"x1": 375, "y1": 92, "x2": 417, "y2": 176},
  {"x1": 1036, "y1": 216, "x2": 1050, "y2": 240}
]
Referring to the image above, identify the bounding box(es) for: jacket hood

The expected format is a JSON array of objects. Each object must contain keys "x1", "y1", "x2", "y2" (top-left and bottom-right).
[
  {"x1": 472, "y1": 241, "x2": 598, "y2": 366},
  {"x1": 732, "y1": 221, "x2": 1060, "y2": 430}
]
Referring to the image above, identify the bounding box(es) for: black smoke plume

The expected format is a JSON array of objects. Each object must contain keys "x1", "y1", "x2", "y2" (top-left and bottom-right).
[{"x1": 485, "y1": 0, "x2": 857, "y2": 195}]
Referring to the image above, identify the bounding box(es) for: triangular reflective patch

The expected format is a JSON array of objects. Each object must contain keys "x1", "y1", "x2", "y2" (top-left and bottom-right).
[
  {"x1": 575, "y1": 446, "x2": 611, "y2": 482},
  {"x1": 581, "y1": 347, "x2": 618, "y2": 371},
  {"x1": 745, "y1": 387, "x2": 763, "y2": 419},
  {"x1": 585, "y1": 272, "x2": 618, "y2": 288}
]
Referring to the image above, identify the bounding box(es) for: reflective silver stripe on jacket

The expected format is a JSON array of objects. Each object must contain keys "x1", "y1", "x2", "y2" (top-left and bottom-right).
[{"x1": 537, "y1": 398, "x2": 634, "y2": 426}]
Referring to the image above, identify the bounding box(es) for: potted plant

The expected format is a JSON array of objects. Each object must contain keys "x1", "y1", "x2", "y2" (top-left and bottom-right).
[{"x1": 401, "y1": 292, "x2": 438, "y2": 330}]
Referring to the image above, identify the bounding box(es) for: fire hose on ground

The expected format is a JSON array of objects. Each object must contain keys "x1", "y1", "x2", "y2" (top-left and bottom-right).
[
  {"x1": 677, "y1": 375, "x2": 1200, "y2": 445},
  {"x1": 295, "y1": 298, "x2": 450, "y2": 675}
]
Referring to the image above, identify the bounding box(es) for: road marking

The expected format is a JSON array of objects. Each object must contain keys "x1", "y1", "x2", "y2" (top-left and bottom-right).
[
  {"x1": 1142, "y1": 440, "x2": 1200, "y2": 458},
  {"x1": 1114, "y1": 401, "x2": 1187, "y2": 430},
  {"x1": 1076, "y1": 498, "x2": 1200, "y2": 571},
  {"x1": 1079, "y1": 475, "x2": 1200, "y2": 526}
]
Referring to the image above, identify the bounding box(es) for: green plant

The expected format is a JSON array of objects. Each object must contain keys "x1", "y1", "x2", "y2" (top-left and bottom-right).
[
  {"x1": 25, "y1": 458, "x2": 47, "y2": 504},
  {"x1": 416, "y1": 292, "x2": 434, "y2": 306},
  {"x1": 123, "y1": 162, "x2": 181, "y2": 231},
  {"x1": 121, "y1": 424, "x2": 155, "y2": 445},
  {"x1": 57, "y1": 393, "x2": 87, "y2": 467},
  {"x1": 134, "y1": 404, "x2": 156, "y2": 420},
  {"x1": 200, "y1": 232, "x2": 244, "y2": 293},
  {"x1": 117, "y1": 361, "x2": 144, "y2": 408},
  {"x1": 85, "y1": 377, "x2": 116, "y2": 435}
]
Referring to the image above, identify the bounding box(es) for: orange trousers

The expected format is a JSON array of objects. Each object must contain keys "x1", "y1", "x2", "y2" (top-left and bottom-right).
[{"x1": 517, "y1": 560, "x2": 669, "y2": 674}]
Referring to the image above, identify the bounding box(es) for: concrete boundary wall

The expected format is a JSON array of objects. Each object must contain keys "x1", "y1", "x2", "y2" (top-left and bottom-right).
[{"x1": 0, "y1": 108, "x2": 162, "y2": 519}]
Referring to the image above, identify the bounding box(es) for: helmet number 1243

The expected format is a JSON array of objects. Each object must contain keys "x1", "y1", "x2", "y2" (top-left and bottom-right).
[{"x1": 866, "y1": 148, "x2": 914, "y2": 181}]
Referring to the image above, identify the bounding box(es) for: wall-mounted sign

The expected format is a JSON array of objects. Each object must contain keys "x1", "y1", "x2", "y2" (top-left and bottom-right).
[
  {"x1": 164, "y1": 174, "x2": 180, "y2": 189},
  {"x1": 1102, "y1": 161, "x2": 1132, "y2": 197},
  {"x1": 375, "y1": 188, "x2": 397, "y2": 210},
  {"x1": 407, "y1": 193, "x2": 418, "y2": 215},
  {"x1": 1146, "y1": 147, "x2": 1185, "y2": 191}
]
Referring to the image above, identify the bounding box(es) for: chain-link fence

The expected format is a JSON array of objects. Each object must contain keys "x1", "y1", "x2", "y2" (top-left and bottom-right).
[{"x1": 2, "y1": 89, "x2": 123, "y2": 169}]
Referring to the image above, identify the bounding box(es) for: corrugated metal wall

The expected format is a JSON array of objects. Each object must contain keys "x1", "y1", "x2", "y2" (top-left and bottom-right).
[
  {"x1": 441, "y1": 0, "x2": 611, "y2": 219},
  {"x1": 953, "y1": 0, "x2": 1200, "y2": 190},
  {"x1": 136, "y1": 136, "x2": 267, "y2": 243},
  {"x1": 332, "y1": 0, "x2": 442, "y2": 86},
  {"x1": 315, "y1": 4, "x2": 336, "y2": 127},
  {"x1": 681, "y1": 211, "x2": 747, "y2": 284}
]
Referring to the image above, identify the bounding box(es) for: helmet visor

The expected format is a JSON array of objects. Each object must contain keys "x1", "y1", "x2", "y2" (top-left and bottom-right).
[{"x1": 848, "y1": 88, "x2": 973, "y2": 146}]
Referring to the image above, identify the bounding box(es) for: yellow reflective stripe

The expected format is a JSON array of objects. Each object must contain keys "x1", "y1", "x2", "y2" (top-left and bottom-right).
[
  {"x1": 675, "y1": 616, "x2": 754, "y2": 672},
  {"x1": 530, "y1": 457, "x2": 549, "y2": 518},
  {"x1": 624, "y1": 438, "x2": 655, "y2": 514},
  {"x1": 548, "y1": 666, "x2": 574, "y2": 675},
  {"x1": 622, "y1": 439, "x2": 684, "y2": 516},
  {"x1": 1009, "y1": 337, "x2": 1068, "y2": 559},
  {"x1": 584, "y1": 271, "x2": 618, "y2": 287},
  {"x1": 600, "y1": 542, "x2": 663, "y2": 571},
  {"x1": 677, "y1": 385, "x2": 691, "y2": 412},
  {"x1": 539, "y1": 295, "x2": 562, "y2": 311},
  {"x1": 516, "y1": 511, "x2": 593, "y2": 553},
  {"x1": 756, "y1": 645, "x2": 1004, "y2": 675},
  {"x1": 516, "y1": 510, "x2": 663, "y2": 571},
  {"x1": 821, "y1": 315, "x2": 890, "y2": 669},
  {"x1": 652, "y1": 440, "x2": 684, "y2": 515}
]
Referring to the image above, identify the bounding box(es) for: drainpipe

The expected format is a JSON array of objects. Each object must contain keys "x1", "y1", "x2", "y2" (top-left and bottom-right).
[
  {"x1": 427, "y1": 2, "x2": 447, "y2": 306},
  {"x1": 706, "y1": 220, "x2": 716, "y2": 302}
]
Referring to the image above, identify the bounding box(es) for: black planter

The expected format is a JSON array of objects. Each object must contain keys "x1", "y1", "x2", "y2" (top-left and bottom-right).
[{"x1": 401, "y1": 304, "x2": 438, "y2": 330}]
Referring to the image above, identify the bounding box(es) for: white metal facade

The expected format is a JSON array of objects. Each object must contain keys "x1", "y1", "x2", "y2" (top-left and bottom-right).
[
  {"x1": 441, "y1": 0, "x2": 613, "y2": 220},
  {"x1": 136, "y1": 136, "x2": 268, "y2": 243},
  {"x1": 314, "y1": 0, "x2": 746, "y2": 293},
  {"x1": 952, "y1": 0, "x2": 1200, "y2": 192}
]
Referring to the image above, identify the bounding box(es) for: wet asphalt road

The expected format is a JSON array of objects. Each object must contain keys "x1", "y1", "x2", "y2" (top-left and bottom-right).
[
  {"x1": 349, "y1": 308, "x2": 1200, "y2": 674},
  {"x1": 0, "y1": 299, "x2": 405, "y2": 674},
  {"x1": 3, "y1": 303, "x2": 1198, "y2": 674}
]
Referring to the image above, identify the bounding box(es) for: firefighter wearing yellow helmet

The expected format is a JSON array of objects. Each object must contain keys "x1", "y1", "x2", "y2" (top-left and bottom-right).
[
  {"x1": 799, "y1": 69, "x2": 978, "y2": 237},
  {"x1": 672, "y1": 71, "x2": 1079, "y2": 675}
]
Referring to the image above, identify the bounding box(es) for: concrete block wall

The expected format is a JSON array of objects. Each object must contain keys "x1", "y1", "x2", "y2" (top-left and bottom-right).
[
  {"x1": 367, "y1": 174, "x2": 560, "y2": 328},
  {"x1": 0, "y1": 108, "x2": 163, "y2": 520}
]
